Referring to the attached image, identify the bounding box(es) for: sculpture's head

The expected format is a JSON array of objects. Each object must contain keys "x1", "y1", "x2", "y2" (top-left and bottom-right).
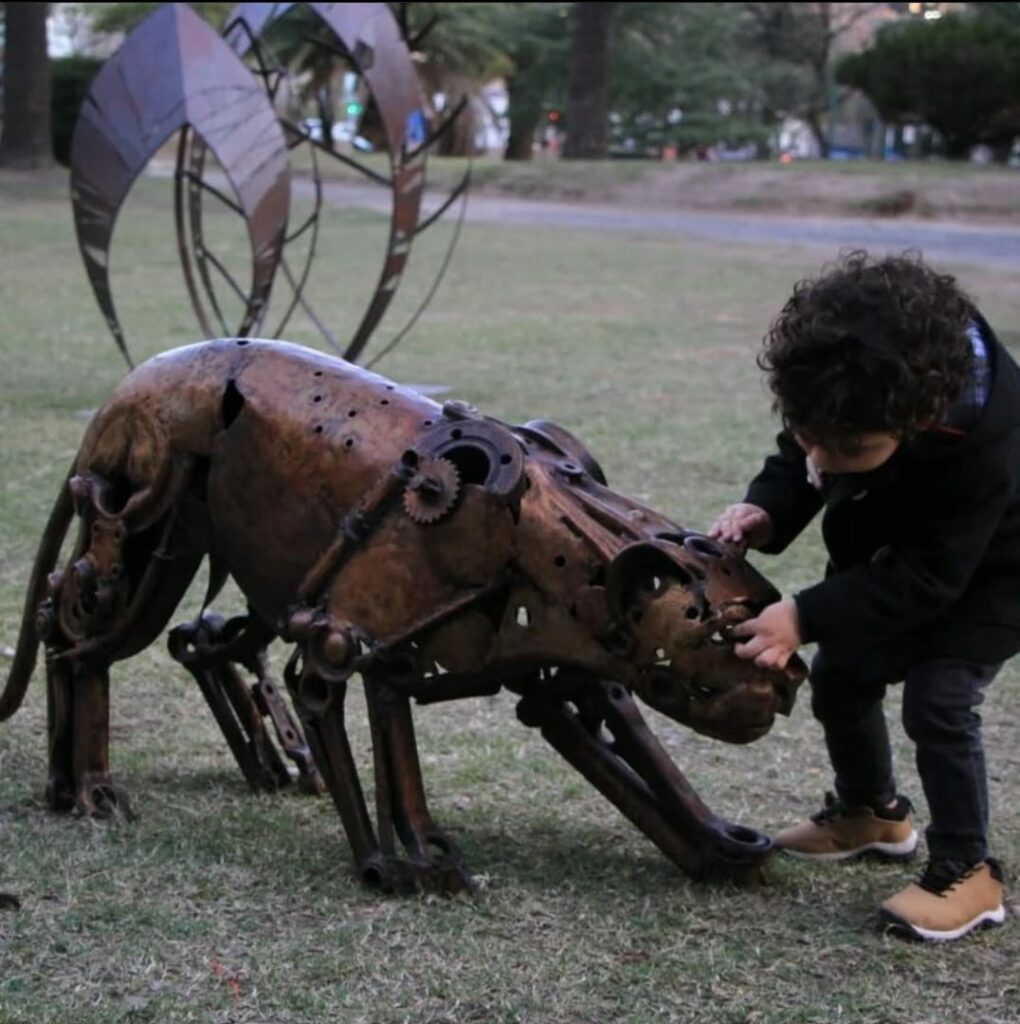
[
  {"x1": 601, "y1": 536, "x2": 805, "y2": 743},
  {"x1": 313, "y1": 408, "x2": 804, "y2": 745},
  {"x1": 504, "y1": 419, "x2": 806, "y2": 744}
]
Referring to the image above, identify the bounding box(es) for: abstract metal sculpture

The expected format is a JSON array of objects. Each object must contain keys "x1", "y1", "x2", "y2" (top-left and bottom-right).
[
  {"x1": 70, "y1": 2, "x2": 468, "y2": 368},
  {"x1": 1, "y1": 339, "x2": 805, "y2": 892}
]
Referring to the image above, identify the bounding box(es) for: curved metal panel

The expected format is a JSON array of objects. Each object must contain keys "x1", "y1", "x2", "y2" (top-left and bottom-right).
[
  {"x1": 225, "y1": 1, "x2": 432, "y2": 362},
  {"x1": 70, "y1": 4, "x2": 290, "y2": 366}
]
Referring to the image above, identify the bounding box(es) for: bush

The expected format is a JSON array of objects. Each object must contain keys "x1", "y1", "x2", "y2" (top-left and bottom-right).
[{"x1": 51, "y1": 56, "x2": 104, "y2": 166}]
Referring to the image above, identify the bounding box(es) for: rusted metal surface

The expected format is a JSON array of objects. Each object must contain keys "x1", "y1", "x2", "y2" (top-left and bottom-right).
[
  {"x1": 70, "y1": 2, "x2": 467, "y2": 368},
  {"x1": 1, "y1": 340, "x2": 805, "y2": 890}
]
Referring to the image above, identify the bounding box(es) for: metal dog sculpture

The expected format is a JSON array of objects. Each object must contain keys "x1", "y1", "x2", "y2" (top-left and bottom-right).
[{"x1": 1, "y1": 339, "x2": 804, "y2": 893}]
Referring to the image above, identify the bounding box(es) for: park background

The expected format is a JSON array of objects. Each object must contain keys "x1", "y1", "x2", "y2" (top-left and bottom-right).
[{"x1": 1, "y1": 3, "x2": 1020, "y2": 1023}]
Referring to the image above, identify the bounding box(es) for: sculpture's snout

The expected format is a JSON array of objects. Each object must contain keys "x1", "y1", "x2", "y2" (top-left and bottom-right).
[{"x1": 606, "y1": 535, "x2": 805, "y2": 743}]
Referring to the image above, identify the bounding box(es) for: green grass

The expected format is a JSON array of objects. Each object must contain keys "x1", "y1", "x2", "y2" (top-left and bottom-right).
[{"x1": 2, "y1": 168, "x2": 1020, "y2": 1024}]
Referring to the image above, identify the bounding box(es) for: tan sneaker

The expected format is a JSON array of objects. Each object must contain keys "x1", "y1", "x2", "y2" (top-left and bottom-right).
[
  {"x1": 775, "y1": 792, "x2": 918, "y2": 862},
  {"x1": 880, "y1": 859, "x2": 1007, "y2": 942}
]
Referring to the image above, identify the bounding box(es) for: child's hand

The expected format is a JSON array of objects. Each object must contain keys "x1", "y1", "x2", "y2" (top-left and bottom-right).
[
  {"x1": 732, "y1": 598, "x2": 801, "y2": 670},
  {"x1": 708, "y1": 503, "x2": 773, "y2": 550}
]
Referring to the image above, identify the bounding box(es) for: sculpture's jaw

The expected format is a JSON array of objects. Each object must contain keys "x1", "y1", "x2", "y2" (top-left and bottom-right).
[
  {"x1": 635, "y1": 649, "x2": 806, "y2": 744},
  {"x1": 603, "y1": 537, "x2": 808, "y2": 744}
]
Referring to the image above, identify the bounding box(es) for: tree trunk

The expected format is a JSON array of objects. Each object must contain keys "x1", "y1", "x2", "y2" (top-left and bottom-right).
[
  {"x1": 503, "y1": 75, "x2": 541, "y2": 161},
  {"x1": 315, "y1": 87, "x2": 336, "y2": 153},
  {"x1": 562, "y1": 2, "x2": 615, "y2": 160},
  {"x1": 942, "y1": 135, "x2": 975, "y2": 161},
  {"x1": 437, "y1": 94, "x2": 481, "y2": 158},
  {"x1": 0, "y1": 3, "x2": 54, "y2": 169},
  {"x1": 804, "y1": 111, "x2": 829, "y2": 159},
  {"x1": 505, "y1": 115, "x2": 540, "y2": 161}
]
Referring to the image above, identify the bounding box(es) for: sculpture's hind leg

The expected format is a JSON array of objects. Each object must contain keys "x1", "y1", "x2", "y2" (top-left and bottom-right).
[
  {"x1": 168, "y1": 612, "x2": 324, "y2": 795},
  {"x1": 34, "y1": 461, "x2": 207, "y2": 819},
  {"x1": 43, "y1": 641, "x2": 130, "y2": 818},
  {"x1": 364, "y1": 678, "x2": 475, "y2": 895},
  {"x1": 71, "y1": 661, "x2": 132, "y2": 817},
  {"x1": 44, "y1": 657, "x2": 76, "y2": 811}
]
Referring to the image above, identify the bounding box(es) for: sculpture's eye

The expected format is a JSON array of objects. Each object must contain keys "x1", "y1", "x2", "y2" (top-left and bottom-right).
[
  {"x1": 684, "y1": 536, "x2": 724, "y2": 559},
  {"x1": 689, "y1": 679, "x2": 717, "y2": 702}
]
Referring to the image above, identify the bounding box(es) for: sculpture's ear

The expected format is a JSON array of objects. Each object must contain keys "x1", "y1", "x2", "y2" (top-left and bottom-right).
[
  {"x1": 516, "y1": 419, "x2": 607, "y2": 485},
  {"x1": 605, "y1": 542, "x2": 698, "y2": 620}
]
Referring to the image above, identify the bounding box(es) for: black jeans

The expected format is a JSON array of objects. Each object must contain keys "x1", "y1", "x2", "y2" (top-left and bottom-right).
[{"x1": 809, "y1": 647, "x2": 1000, "y2": 865}]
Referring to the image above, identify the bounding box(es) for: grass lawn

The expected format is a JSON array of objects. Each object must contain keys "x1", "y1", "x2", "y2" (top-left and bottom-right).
[{"x1": 1, "y1": 168, "x2": 1020, "y2": 1024}]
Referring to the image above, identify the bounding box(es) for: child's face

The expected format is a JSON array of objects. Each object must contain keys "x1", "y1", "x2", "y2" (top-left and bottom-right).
[{"x1": 794, "y1": 430, "x2": 901, "y2": 475}]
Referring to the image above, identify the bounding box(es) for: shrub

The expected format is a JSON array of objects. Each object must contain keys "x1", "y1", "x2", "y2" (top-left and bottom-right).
[{"x1": 51, "y1": 56, "x2": 104, "y2": 166}]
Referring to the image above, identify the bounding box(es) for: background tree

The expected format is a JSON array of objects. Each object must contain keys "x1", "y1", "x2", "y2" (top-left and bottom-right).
[
  {"x1": 562, "y1": 1, "x2": 616, "y2": 159},
  {"x1": 83, "y1": 2, "x2": 233, "y2": 34},
  {"x1": 610, "y1": 3, "x2": 758, "y2": 157},
  {"x1": 488, "y1": 3, "x2": 569, "y2": 161},
  {"x1": 741, "y1": 2, "x2": 872, "y2": 158},
  {"x1": 50, "y1": 54, "x2": 103, "y2": 165},
  {"x1": 0, "y1": 2, "x2": 53, "y2": 169},
  {"x1": 403, "y1": 3, "x2": 512, "y2": 157},
  {"x1": 257, "y1": 5, "x2": 358, "y2": 154},
  {"x1": 837, "y1": 10, "x2": 1020, "y2": 160},
  {"x1": 404, "y1": 3, "x2": 571, "y2": 160}
]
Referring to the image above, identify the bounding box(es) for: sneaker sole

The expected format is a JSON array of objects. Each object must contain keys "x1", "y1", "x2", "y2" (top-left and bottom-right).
[
  {"x1": 879, "y1": 904, "x2": 1006, "y2": 942},
  {"x1": 778, "y1": 829, "x2": 919, "y2": 863}
]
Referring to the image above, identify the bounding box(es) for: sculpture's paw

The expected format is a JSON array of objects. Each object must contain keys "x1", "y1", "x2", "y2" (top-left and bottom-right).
[
  {"x1": 358, "y1": 855, "x2": 417, "y2": 895},
  {"x1": 413, "y1": 857, "x2": 477, "y2": 897},
  {"x1": 296, "y1": 764, "x2": 327, "y2": 797},
  {"x1": 45, "y1": 773, "x2": 76, "y2": 812},
  {"x1": 72, "y1": 775, "x2": 134, "y2": 822},
  {"x1": 358, "y1": 850, "x2": 476, "y2": 897},
  {"x1": 693, "y1": 820, "x2": 774, "y2": 887}
]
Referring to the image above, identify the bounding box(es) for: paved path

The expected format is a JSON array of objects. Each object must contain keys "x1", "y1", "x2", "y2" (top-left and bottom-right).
[
  {"x1": 149, "y1": 165, "x2": 1020, "y2": 270},
  {"x1": 306, "y1": 177, "x2": 1020, "y2": 270}
]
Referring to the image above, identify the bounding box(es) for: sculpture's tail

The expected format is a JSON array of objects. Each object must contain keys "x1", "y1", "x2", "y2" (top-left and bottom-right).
[{"x1": 0, "y1": 467, "x2": 75, "y2": 721}]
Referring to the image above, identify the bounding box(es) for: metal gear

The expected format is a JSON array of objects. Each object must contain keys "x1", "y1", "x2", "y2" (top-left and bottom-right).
[{"x1": 403, "y1": 457, "x2": 461, "y2": 525}]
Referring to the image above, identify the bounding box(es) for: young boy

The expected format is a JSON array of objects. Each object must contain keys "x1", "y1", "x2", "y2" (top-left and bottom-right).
[{"x1": 710, "y1": 250, "x2": 1018, "y2": 942}]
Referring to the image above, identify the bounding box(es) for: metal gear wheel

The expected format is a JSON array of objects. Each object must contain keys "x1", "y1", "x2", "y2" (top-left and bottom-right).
[{"x1": 402, "y1": 457, "x2": 461, "y2": 525}]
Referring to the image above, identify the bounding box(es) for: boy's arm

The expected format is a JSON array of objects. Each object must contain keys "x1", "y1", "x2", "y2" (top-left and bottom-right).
[
  {"x1": 794, "y1": 433, "x2": 1020, "y2": 646},
  {"x1": 743, "y1": 431, "x2": 824, "y2": 553}
]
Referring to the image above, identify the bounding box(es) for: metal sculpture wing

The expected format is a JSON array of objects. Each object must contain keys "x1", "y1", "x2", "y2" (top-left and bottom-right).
[
  {"x1": 70, "y1": 3, "x2": 290, "y2": 366},
  {"x1": 70, "y1": 1, "x2": 468, "y2": 368}
]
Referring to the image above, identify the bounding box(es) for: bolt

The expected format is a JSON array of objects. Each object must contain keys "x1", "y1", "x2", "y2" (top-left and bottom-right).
[{"x1": 322, "y1": 630, "x2": 351, "y2": 666}]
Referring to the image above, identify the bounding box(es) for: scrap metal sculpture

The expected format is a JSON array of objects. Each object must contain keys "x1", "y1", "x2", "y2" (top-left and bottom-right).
[
  {"x1": 1, "y1": 339, "x2": 804, "y2": 892},
  {"x1": 70, "y1": 2, "x2": 468, "y2": 368}
]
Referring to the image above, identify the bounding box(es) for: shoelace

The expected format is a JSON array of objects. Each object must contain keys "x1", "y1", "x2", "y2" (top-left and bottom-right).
[
  {"x1": 810, "y1": 791, "x2": 844, "y2": 825},
  {"x1": 809, "y1": 791, "x2": 910, "y2": 825},
  {"x1": 918, "y1": 860, "x2": 978, "y2": 897}
]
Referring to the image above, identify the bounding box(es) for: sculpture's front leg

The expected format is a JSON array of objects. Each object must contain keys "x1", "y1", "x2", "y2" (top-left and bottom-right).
[
  {"x1": 284, "y1": 663, "x2": 386, "y2": 887},
  {"x1": 365, "y1": 675, "x2": 475, "y2": 895},
  {"x1": 516, "y1": 675, "x2": 772, "y2": 884}
]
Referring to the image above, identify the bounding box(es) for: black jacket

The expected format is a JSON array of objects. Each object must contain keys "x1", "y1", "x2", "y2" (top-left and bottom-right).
[{"x1": 744, "y1": 317, "x2": 1020, "y2": 662}]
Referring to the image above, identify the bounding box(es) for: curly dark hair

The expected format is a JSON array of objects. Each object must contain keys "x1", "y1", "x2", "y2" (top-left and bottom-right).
[{"x1": 759, "y1": 250, "x2": 975, "y2": 451}]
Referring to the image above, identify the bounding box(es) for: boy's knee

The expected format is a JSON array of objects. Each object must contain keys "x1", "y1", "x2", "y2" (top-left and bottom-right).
[
  {"x1": 808, "y1": 663, "x2": 873, "y2": 723},
  {"x1": 809, "y1": 678, "x2": 848, "y2": 724},
  {"x1": 901, "y1": 661, "x2": 991, "y2": 744}
]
